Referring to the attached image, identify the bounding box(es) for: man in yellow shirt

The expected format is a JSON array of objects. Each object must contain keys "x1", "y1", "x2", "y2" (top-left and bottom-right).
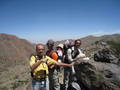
[{"x1": 30, "y1": 44, "x2": 73, "y2": 90}]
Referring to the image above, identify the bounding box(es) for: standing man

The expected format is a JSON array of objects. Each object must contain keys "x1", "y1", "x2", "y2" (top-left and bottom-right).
[
  {"x1": 46, "y1": 39, "x2": 60, "y2": 90},
  {"x1": 30, "y1": 44, "x2": 74, "y2": 90},
  {"x1": 64, "y1": 39, "x2": 89, "y2": 90}
]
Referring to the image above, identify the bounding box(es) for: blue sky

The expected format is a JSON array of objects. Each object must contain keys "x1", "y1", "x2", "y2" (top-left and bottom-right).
[{"x1": 0, "y1": 0, "x2": 120, "y2": 43}]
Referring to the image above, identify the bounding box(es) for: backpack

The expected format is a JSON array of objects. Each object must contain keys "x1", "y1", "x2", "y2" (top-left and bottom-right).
[
  {"x1": 71, "y1": 46, "x2": 80, "y2": 59},
  {"x1": 46, "y1": 50, "x2": 58, "y2": 61}
]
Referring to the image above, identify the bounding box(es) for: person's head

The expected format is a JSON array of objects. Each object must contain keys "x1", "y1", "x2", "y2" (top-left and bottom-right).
[
  {"x1": 74, "y1": 39, "x2": 81, "y2": 48},
  {"x1": 70, "y1": 41, "x2": 74, "y2": 47},
  {"x1": 64, "y1": 40, "x2": 74, "y2": 49},
  {"x1": 36, "y1": 44, "x2": 45, "y2": 57},
  {"x1": 64, "y1": 40, "x2": 70, "y2": 49},
  {"x1": 57, "y1": 44, "x2": 64, "y2": 50},
  {"x1": 46, "y1": 39, "x2": 54, "y2": 49}
]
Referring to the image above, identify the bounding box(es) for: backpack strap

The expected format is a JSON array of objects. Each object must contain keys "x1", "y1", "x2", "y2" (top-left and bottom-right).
[
  {"x1": 46, "y1": 50, "x2": 54, "y2": 57},
  {"x1": 71, "y1": 46, "x2": 79, "y2": 59},
  {"x1": 34, "y1": 55, "x2": 47, "y2": 62},
  {"x1": 46, "y1": 50, "x2": 58, "y2": 61},
  {"x1": 30, "y1": 55, "x2": 47, "y2": 77}
]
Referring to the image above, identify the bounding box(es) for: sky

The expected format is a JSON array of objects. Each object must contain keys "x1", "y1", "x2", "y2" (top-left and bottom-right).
[{"x1": 0, "y1": 0, "x2": 120, "y2": 43}]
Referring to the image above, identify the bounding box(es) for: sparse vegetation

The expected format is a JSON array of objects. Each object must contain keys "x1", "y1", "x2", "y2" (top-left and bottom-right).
[
  {"x1": 11, "y1": 79, "x2": 29, "y2": 90},
  {"x1": 107, "y1": 41, "x2": 120, "y2": 54},
  {"x1": 0, "y1": 86, "x2": 8, "y2": 90}
]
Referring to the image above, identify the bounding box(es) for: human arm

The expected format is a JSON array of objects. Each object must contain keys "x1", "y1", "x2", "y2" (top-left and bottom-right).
[
  {"x1": 55, "y1": 61, "x2": 74, "y2": 67},
  {"x1": 67, "y1": 49, "x2": 74, "y2": 62},
  {"x1": 76, "y1": 49, "x2": 86, "y2": 58},
  {"x1": 46, "y1": 56, "x2": 74, "y2": 68},
  {"x1": 30, "y1": 56, "x2": 48, "y2": 72},
  {"x1": 73, "y1": 49, "x2": 89, "y2": 61}
]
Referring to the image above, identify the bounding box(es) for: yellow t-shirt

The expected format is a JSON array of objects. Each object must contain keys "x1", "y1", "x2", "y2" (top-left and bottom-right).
[{"x1": 30, "y1": 55, "x2": 57, "y2": 79}]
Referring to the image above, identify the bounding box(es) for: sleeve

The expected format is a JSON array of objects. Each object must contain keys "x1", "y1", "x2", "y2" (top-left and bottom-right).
[
  {"x1": 51, "y1": 52, "x2": 58, "y2": 61},
  {"x1": 29, "y1": 56, "x2": 36, "y2": 67},
  {"x1": 67, "y1": 49, "x2": 73, "y2": 62},
  {"x1": 46, "y1": 56, "x2": 57, "y2": 66}
]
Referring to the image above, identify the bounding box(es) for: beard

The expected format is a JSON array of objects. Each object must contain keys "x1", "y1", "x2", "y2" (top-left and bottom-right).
[{"x1": 37, "y1": 52, "x2": 45, "y2": 57}]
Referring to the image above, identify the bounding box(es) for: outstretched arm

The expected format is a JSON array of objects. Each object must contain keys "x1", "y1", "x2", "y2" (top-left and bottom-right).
[{"x1": 55, "y1": 61, "x2": 74, "y2": 67}]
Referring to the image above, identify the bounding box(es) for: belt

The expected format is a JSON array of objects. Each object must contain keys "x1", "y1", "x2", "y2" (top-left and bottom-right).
[
  {"x1": 33, "y1": 77, "x2": 46, "y2": 81},
  {"x1": 33, "y1": 75, "x2": 48, "y2": 81}
]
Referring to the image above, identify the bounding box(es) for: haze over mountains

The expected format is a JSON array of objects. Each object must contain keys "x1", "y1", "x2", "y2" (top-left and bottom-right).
[{"x1": 0, "y1": 33, "x2": 120, "y2": 90}]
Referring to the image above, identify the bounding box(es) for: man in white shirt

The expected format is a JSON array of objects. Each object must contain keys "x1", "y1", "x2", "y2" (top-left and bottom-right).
[{"x1": 64, "y1": 39, "x2": 89, "y2": 90}]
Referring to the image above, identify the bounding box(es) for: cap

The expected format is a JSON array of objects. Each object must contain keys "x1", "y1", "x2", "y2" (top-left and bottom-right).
[{"x1": 47, "y1": 39, "x2": 54, "y2": 45}]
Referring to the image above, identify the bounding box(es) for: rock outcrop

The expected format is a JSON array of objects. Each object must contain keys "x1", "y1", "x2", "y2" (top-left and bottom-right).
[{"x1": 74, "y1": 60, "x2": 120, "y2": 90}]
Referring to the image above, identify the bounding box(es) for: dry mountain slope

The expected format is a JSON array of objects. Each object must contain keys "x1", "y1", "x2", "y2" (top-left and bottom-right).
[
  {"x1": 55, "y1": 34, "x2": 120, "y2": 49},
  {"x1": 0, "y1": 33, "x2": 35, "y2": 67},
  {"x1": 101, "y1": 34, "x2": 120, "y2": 42},
  {"x1": 54, "y1": 34, "x2": 120, "y2": 57},
  {"x1": 0, "y1": 33, "x2": 120, "y2": 90},
  {"x1": 79, "y1": 34, "x2": 120, "y2": 48},
  {"x1": 0, "y1": 33, "x2": 35, "y2": 90}
]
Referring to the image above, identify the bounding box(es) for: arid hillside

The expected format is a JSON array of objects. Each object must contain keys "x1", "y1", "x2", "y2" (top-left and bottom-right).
[
  {"x1": 0, "y1": 33, "x2": 120, "y2": 90},
  {"x1": 0, "y1": 34, "x2": 35, "y2": 67},
  {"x1": 0, "y1": 33, "x2": 35, "y2": 90}
]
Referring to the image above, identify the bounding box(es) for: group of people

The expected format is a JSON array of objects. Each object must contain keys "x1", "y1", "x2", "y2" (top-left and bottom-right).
[{"x1": 29, "y1": 39, "x2": 89, "y2": 90}]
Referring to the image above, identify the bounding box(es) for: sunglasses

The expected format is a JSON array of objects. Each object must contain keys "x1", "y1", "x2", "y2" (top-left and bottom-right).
[{"x1": 76, "y1": 42, "x2": 81, "y2": 45}]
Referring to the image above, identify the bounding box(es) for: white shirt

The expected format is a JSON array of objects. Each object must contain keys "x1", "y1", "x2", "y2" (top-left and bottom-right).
[
  {"x1": 57, "y1": 49, "x2": 63, "y2": 62},
  {"x1": 67, "y1": 46, "x2": 89, "y2": 62}
]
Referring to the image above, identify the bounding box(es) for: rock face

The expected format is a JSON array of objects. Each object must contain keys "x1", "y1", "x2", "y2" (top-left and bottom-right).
[
  {"x1": 93, "y1": 48, "x2": 118, "y2": 64},
  {"x1": 74, "y1": 60, "x2": 120, "y2": 90}
]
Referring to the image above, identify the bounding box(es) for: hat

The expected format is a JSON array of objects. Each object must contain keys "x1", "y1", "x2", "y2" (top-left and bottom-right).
[
  {"x1": 57, "y1": 44, "x2": 64, "y2": 49},
  {"x1": 47, "y1": 39, "x2": 54, "y2": 45}
]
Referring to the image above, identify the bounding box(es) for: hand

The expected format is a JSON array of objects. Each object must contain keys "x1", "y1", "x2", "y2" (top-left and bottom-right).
[
  {"x1": 76, "y1": 55, "x2": 86, "y2": 59},
  {"x1": 41, "y1": 58, "x2": 48, "y2": 63},
  {"x1": 69, "y1": 62, "x2": 75, "y2": 67},
  {"x1": 49, "y1": 64, "x2": 55, "y2": 69}
]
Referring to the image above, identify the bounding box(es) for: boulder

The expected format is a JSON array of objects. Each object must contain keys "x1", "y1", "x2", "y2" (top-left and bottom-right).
[{"x1": 74, "y1": 60, "x2": 120, "y2": 90}]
